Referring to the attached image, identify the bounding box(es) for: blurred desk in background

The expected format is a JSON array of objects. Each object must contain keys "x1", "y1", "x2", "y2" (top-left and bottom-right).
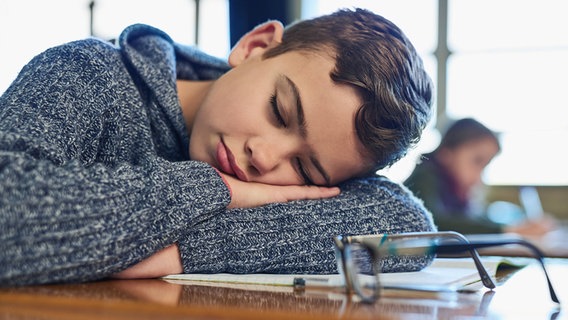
[{"x1": 466, "y1": 226, "x2": 568, "y2": 258}]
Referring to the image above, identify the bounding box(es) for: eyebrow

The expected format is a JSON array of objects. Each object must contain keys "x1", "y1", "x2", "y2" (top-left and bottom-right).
[{"x1": 282, "y1": 75, "x2": 332, "y2": 186}]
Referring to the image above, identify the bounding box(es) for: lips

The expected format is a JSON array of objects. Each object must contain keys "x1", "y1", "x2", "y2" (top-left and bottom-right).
[{"x1": 216, "y1": 139, "x2": 247, "y2": 181}]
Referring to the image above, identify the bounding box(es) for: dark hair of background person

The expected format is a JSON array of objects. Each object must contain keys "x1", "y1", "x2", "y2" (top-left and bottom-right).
[{"x1": 436, "y1": 118, "x2": 501, "y2": 153}]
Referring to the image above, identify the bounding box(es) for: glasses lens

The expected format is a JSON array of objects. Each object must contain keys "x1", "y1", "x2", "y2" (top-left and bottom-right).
[{"x1": 344, "y1": 243, "x2": 380, "y2": 302}]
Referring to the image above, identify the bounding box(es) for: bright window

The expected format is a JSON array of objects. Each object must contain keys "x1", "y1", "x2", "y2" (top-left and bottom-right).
[
  {"x1": 0, "y1": 0, "x2": 229, "y2": 94},
  {"x1": 447, "y1": 0, "x2": 568, "y2": 185}
]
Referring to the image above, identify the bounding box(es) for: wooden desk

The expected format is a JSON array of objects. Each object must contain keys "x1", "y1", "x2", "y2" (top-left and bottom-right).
[{"x1": 1, "y1": 259, "x2": 567, "y2": 320}]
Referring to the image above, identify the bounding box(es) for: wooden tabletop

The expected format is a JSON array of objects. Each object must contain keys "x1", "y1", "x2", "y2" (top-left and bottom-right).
[{"x1": 1, "y1": 259, "x2": 567, "y2": 320}]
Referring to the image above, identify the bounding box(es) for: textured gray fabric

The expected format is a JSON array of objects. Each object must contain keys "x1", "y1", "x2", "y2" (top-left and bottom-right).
[{"x1": 0, "y1": 24, "x2": 435, "y2": 286}]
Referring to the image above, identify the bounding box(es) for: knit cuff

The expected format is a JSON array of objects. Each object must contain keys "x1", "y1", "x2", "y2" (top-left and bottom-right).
[{"x1": 151, "y1": 159, "x2": 231, "y2": 223}]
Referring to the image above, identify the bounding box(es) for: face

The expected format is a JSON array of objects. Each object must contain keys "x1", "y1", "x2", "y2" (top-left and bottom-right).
[
  {"x1": 442, "y1": 137, "x2": 500, "y2": 192},
  {"x1": 189, "y1": 50, "x2": 371, "y2": 186}
]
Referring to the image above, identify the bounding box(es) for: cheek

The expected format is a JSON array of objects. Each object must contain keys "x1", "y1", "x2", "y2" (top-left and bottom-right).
[
  {"x1": 460, "y1": 165, "x2": 483, "y2": 187},
  {"x1": 197, "y1": 94, "x2": 240, "y2": 131},
  {"x1": 449, "y1": 161, "x2": 475, "y2": 188},
  {"x1": 204, "y1": 85, "x2": 268, "y2": 130}
]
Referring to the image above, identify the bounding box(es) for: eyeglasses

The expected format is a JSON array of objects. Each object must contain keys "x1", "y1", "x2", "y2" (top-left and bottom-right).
[{"x1": 333, "y1": 231, "x2": 560, "y2": 304}]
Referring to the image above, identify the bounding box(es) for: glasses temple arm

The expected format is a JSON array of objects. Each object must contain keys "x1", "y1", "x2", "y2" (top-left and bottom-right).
[
  {"x1": 379, "y1": 231, "x2": 497, "y2": 289},
  {"x1": 441, "y1": 232, "x2": 496, "y2": 289},
  {"x1": 435, "y1": 240, "x2": 559, "y2": 304}
]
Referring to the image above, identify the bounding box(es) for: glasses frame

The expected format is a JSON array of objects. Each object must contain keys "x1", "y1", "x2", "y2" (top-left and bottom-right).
[{"x1": 334, "y1": 231, "x2": 560, "y2": 304}]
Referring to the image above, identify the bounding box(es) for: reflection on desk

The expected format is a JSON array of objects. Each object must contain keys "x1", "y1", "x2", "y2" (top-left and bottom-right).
[{"x1": 1, "y1": 260, "x2": 566, "y2": 320}]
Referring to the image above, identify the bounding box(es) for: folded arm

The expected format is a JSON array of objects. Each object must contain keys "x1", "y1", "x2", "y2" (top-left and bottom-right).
[{"x1": 118, "y1": 176, "x2": 437, "y2": 279}]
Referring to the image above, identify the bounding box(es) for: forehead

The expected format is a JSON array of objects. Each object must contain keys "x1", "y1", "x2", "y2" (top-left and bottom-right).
[
  {"x1": 269, "y1": 51, "x2": 373, "y2": 184},
  {"x1": 459, "y1": 137, "x2": 500, "y2": 153}
]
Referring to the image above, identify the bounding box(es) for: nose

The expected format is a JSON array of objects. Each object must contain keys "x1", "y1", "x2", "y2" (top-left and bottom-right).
[{"x1": 245, "y1": 136, "x2": 295, "y2": 176}]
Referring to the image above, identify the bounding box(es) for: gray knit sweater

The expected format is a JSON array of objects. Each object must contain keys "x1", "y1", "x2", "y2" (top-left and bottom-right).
[{"x1": 0, "y1": 24, "x2": 435, "y2": 286}]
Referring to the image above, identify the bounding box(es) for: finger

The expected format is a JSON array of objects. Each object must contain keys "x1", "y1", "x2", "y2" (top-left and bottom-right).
[
  {"x1": 287, "y1": 185, "x2": 340, "y2": 200},
  {"x1": 313, "y1": 186, "x2": 341, "y2": 198}
]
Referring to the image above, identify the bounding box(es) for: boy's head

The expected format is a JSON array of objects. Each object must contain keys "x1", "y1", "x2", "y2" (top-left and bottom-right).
[
  {"x1": 263, "y1": 8, "x2": 434, "y2": 171},
  {"x1": 190, "y1": 8, "x2": 433, "y2": 186}
]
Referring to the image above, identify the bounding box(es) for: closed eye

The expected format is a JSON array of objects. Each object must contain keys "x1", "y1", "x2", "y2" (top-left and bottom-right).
[
  {"x1": 295, "y1": 158, "x2": 314, "y2": 185},
  {"x1": 270, "y1": 93, "x2": 287, "y2": 128}
]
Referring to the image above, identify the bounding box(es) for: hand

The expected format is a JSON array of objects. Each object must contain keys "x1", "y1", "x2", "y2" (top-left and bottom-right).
[
  {"x1": 504, "y1": 215, "x2": 558, "y2": 238},
  {"x1": 112, "y1": 244, "x2": 182, "y2": 279},
  {"x1": 219, "y1": 172, "x2": 341, "y2": 209}
]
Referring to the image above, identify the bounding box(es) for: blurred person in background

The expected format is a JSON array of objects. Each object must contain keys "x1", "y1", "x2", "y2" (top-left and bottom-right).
[{"x1": 404, "y1": 118, "x2": 556, "y2": 236}]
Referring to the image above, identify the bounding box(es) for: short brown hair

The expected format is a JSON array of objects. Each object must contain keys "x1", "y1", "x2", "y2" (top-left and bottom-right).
[{"x1": 264, "y1": 8, "x2": 434, "y2": 172}]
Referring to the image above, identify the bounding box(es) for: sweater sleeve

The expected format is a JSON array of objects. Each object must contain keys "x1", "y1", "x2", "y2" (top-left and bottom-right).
[
  {"x1": 0, "y1": 37, "x2": 231, "y2": 286},
  {"x1": 178, "y1": 175, "x2": 437, "y2": 275},
  {"x1": 0, "y1": 153, "x2": 230, "y2": 286}
]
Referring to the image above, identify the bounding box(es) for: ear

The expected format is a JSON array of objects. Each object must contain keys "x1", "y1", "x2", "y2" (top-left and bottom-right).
[{"x1": 228, "y1": 20, "x2": 284, "y2": 67}]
